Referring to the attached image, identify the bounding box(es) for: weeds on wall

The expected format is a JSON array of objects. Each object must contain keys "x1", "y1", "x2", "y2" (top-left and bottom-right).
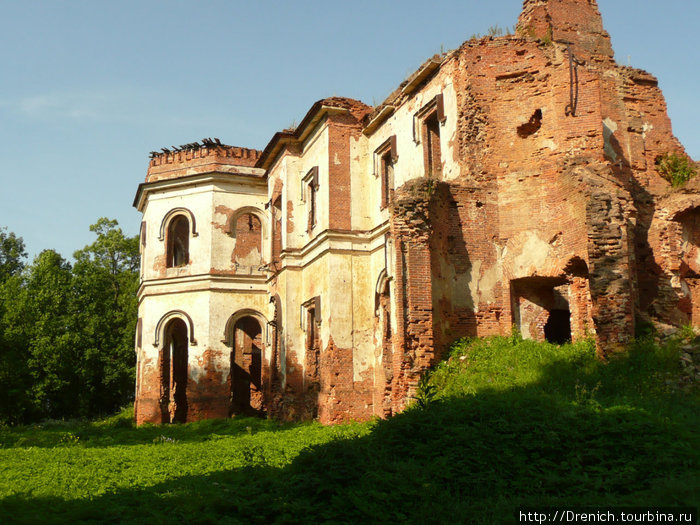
[
  {"x1": 656, "y1": 152, "x2": 697, "y2": 187},
  {"x1": 468, "y1": 25, "x2": 515, "y2": 41}
]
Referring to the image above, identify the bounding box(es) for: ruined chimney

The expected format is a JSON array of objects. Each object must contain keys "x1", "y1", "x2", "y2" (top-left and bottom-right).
[{"x1": 516, "y1": 0, "x2": 614, "y2": 58}]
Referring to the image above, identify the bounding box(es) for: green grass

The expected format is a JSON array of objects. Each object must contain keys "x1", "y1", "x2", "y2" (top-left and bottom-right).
[{"x1": 0, "y1": 336, "x2": 698, "y2": 524}]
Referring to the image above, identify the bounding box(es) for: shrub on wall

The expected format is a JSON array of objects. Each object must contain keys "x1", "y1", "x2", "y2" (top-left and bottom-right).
[{"x1": 656, "y1": 152, "x2": 697, "y2": 187}]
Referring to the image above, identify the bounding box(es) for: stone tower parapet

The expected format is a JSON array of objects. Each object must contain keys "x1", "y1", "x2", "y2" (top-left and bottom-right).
[{"x1": 146, "y1": 139, "x2": 262, "y2": 182}]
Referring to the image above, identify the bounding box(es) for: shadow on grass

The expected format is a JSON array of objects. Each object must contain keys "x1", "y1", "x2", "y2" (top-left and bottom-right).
[{"x1": 1, "y1": 344, "x2": 698, "y2": 524}]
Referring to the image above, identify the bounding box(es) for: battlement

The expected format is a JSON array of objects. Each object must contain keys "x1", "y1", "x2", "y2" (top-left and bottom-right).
[{"x1": 146, "y1": 138, "x2": 262, "y2": 182}]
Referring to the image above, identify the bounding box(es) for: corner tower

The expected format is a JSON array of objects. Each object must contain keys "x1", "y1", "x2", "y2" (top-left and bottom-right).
[{"x1": 133, "y1": 140, "x2": 272, "y2": 424}]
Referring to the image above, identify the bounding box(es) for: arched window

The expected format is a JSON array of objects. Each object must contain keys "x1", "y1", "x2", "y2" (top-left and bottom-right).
[
  {"x1": 160, "y1": 317, "x2": 189, "y2": 423},
  {"x1": 167, "y1": 215, "x2": 190, "y2": 268}
]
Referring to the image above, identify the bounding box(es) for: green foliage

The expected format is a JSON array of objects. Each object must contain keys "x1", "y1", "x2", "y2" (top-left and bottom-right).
[
  {"x1": 0, "y1": 337, "x2": 696, "y2": 523},
  {"x1": 413, "y1": 374, "x2": 437, "y2": 409},
  {"x1": 0, "y1": 228, "x2": 27, "y2": 283},
  {"x1": 0, "y1": 229, "x2": 30, "y2": 424},
  {"x1": 540, "y1": 26, "x2": 553, "y2": 46},
  {"x1": 0, "y1": 219, "x2": 139, "y2": 424},
  {"x1": 656, "y1": 152, "x2": 697, "y2": 187},
  {"x1": 635, "y1": 317, "x2": 657, "y2": 339},
  {"x1": 676, "y1": 324, "x2": 697, "y2": 342}
]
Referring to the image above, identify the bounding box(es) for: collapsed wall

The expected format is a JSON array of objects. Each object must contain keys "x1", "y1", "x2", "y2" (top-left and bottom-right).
[{"x1": 385, "y1": 0, "x2": 690, "y2": 364}]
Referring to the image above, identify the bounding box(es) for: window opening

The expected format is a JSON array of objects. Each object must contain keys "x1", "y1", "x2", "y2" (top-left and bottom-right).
[
  {"x1": 302, "y1": 295, "x2": 321, "y2": 418},
  {"x1": 375, "y1": 135, "x2": 397, "y2": 209},
  {"x1": 272, "y1": 197, "x2": 283, "y2": 264},
  {"x1": 303, "y1": 167, "x2": 319, "y2": 233},
  {"x1": 379, "y1": 280, "x2": 393, "y2": 415},
  {"x1": 424, "y1": 112, "x2": 442, "y2": 178},
  {"x1": 167, "y1": 215, "x2": 190, "y2": 268}
]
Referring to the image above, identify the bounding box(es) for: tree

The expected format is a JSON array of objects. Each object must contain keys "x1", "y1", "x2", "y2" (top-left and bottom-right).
[
  {"x1": 0, "y1": 227, "x2": 27, "y2": 283},
  {"x1": 21, "y1": 249, "x2": 80, "y2": 418},
  {"x1": 0, "y1": 220, "x2": 140, "y2": 424},
  {"x1": 71, "y1": 218, "x2": 140, "y2": 416},
  {"x1": 0, "y1": 228, "x2": 30, "y2": 423}
]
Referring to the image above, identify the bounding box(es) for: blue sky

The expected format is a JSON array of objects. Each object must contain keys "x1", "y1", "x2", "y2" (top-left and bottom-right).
[{"x1": 1, "y1": 0, "x2": 698, "y2": 260}]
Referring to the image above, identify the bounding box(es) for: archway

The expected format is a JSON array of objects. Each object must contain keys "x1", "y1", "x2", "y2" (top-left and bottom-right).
[
  {"x1": 160, "y1": 318, "x2": 189, "y2": 423},
  {"x1": 231, "y1": 316, "x2": 264, "y2": 416},
  {"x1": 511, "y1": 276, "x2": 572, "y2": 343}
]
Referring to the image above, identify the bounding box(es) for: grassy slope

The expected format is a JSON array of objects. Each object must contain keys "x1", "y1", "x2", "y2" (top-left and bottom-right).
[{"x1": 0, "y1": 336, "x2": 697, "y2": 524}]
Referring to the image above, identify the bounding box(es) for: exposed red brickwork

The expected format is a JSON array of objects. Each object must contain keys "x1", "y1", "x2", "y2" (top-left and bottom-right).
[
  {"x1": 232, "y1": 213, "x2": 263, "y2": 271},
  {"x1": 317, "y1": 336, "x2": 374, "y2": 424},
  {"x1": 388, "y1": 179, "x2": 436, "y2": 412},
  {"x1": 187, "y1": 348, "x2": 230, "y2": 421},
  {"x1": 327, "y1": 113, "x2": 362, "y2": 230},
  {"x1": 147, "y1": 144, "x2": 261, "y2": 182},
  {"x1": 516, "y1": 0, "x2": 613, "y2": 58}
]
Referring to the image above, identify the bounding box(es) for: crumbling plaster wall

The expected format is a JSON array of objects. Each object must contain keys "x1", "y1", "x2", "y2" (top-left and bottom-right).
[
  {"x1": 210, "y1": 181, "x2": 269, "y2": 274},
  {"x1": 141, "y1": 187, "x2": 214, "y2": 281},
  {"x1": 136, "y1": 289, "x2": 272, "y2": 425}
]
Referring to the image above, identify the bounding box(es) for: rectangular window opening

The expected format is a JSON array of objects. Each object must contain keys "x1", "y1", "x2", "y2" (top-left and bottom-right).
[
  {"x1": 424, "y1": 112, "x2": 441, "y2": 178},
  {"x1": 302, "y1": 167, "x2": 319, "y2": 234},
  {"x1": 375, "y1": 135, "x2": 397, "y2": 210}
]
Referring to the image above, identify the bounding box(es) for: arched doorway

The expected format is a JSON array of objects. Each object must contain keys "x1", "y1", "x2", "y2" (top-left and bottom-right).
[
  {"x1": 160, "y1": 318, "x2": 189, "y2": 423},
  {"x1": 231, "y1": 316, "x2": 264, "y2": 416}
]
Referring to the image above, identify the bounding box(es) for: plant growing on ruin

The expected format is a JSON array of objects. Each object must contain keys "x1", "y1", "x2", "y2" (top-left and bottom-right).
[
  {"x1": 656, "y1": 152, "x2": 697, "y2": 187},
  {"x1": 487, "y1": 25, "x2": 504, "y2": 37},
  {"x1": 540, "y1": 26, "x2": 554, "y2": 46},
  {"x1": 414, "y1": 374, "x2": 437, "y2": 409}
]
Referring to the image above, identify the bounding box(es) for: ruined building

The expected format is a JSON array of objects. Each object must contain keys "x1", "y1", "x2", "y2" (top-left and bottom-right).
[{"x1": 133, "y1": 0, "x2": 699, "y2": 424}]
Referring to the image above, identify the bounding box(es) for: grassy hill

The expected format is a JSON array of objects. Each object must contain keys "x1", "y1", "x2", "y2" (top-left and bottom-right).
[{"x1": 0, "y1": 335, "x2": 697, "y2": 524}]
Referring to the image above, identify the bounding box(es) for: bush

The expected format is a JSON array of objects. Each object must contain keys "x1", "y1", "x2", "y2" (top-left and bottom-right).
[{"x1": 656, "y1": 152, "x2": 697, "y2": 187}]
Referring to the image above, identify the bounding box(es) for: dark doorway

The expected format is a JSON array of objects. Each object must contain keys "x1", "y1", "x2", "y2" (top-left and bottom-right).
[
  {"x1": 304, "y1": 305, "x2": 321, "y2": 419},
  {"x1": 231, "y1": 316, "x2": 264, "y2": 416},
  {"x1": 544, "y1": 309, "x2": 572, "y2": 344},
  {"x1": 160, "y1": 318, "x2": 189, "y2": 423}
]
